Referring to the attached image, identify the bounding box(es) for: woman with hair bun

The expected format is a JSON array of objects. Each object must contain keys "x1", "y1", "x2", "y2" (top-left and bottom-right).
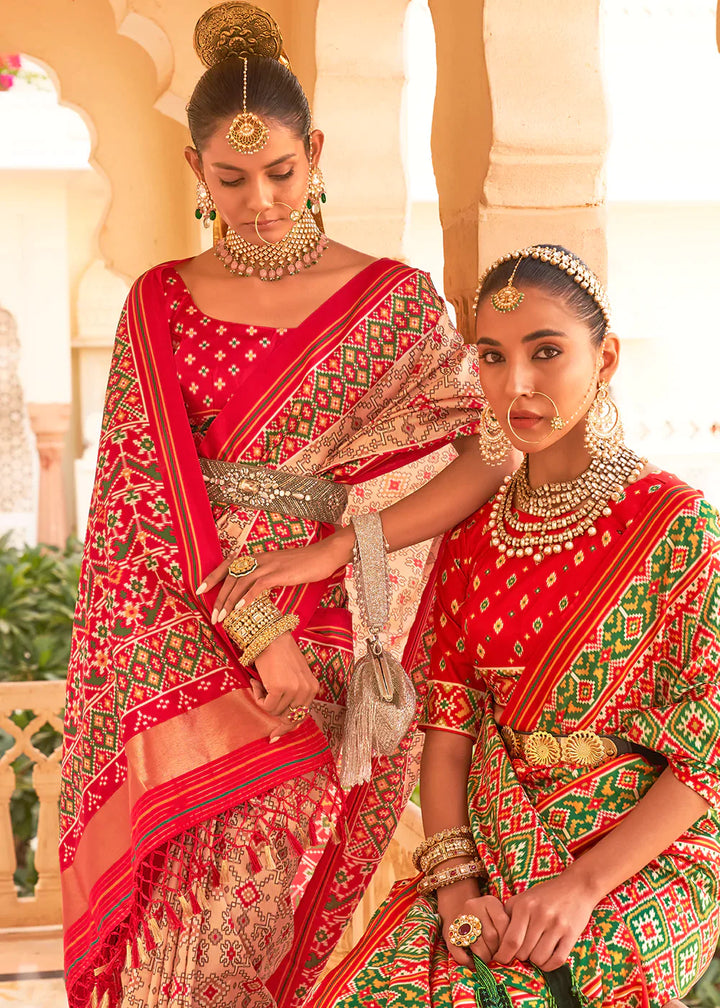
[
  {"x1": 313, "y1": 245, "x2": 720, "y2": 1008},
  {"x1": 59, "y1": 5, "x2": 507, "y2": 1007}
]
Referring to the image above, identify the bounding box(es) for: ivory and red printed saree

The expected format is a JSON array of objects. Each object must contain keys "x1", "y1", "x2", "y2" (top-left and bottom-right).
[
  {"x1": 314, "y1": 472, "x2": 720, "y2": 1007},
  {"x1": 60, "y1": 258, "x2": 484, "y2": 1008}
]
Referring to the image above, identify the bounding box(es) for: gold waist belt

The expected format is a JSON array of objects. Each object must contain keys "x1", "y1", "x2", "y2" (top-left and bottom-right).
[
  {"x1": 501, "y1": 726, "x2": 621, "y2": 769},
  {"x1": 199, "y1": 458, "x2": 348, "y2": 524}
]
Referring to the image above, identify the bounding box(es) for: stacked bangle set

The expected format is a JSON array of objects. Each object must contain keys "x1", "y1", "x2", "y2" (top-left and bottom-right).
[
  {"x1": 413, "y1": 826, "x2": 488, "y2": 898},
  {"x1": 221, "y1": 556, "x2": 299, "y2": 664}
]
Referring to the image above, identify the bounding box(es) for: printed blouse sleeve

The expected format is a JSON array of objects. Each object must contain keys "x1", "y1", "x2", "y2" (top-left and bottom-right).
[
  {"x1": 622, "y1": 524, "x2": 720, "y2": 810},
  {"x1": 419, "y1": 522, "x2": 484, "y2": 740}
]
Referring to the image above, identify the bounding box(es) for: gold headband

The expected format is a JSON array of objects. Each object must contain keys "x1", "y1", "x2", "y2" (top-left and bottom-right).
[
  {"x1": 193, "y1": 3, "x2": 292, "y2": 155},
  {"x1": 474, "y1": 246, "x2": 611, "y2": 329}
]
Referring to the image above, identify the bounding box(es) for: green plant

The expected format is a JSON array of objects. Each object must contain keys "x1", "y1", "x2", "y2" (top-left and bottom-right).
[{"x1": 0, "y1": 533, "x2": 81, "y2": 895}]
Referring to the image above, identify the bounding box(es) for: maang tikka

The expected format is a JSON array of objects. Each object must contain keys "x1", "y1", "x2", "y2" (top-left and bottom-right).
[{"x1": 226, "y1": 56, "x2": 269, "y2": 154}]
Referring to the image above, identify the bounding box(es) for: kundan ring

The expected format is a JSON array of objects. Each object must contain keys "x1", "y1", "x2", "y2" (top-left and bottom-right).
[
  {"x1": 228, "y1": 556, "x2": 258, "y2": 578},
  {"x1": 448, "y1": 914, "x2": 483, "y2": 947},
  {"x1": 287, "y1": 705, "x2": 309, "y2": 723}
]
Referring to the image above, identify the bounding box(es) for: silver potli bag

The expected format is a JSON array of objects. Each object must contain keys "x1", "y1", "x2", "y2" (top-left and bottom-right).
[{"x1": 339, "y1": 512, "x2": 417, "y2": 789}]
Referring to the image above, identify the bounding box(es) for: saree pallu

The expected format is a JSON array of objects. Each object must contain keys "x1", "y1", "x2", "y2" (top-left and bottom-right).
[
  {"x1": 313, "y1": 474, "x2": 720, "y2": 1007},
  {"x1": 60, "y1": 258, "x2": 484, "y2": 1008}
]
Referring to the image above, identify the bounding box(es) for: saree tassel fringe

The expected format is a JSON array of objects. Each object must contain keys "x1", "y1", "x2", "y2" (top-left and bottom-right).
[
  {"x1": 164, "y1": 901, "x2": 182, "y2": 931},
  {"x1": 285, "y1": 826, "x2": 306, "y2": 859},
  {"x1": 247, "y1": 843, "x2": 264, "y2": 874}
]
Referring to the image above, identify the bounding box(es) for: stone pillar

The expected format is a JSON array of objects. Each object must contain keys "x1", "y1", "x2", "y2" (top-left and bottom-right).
[
  {"x1": 314, "y1": 0, "x2": 409, "y2": 259},
  {"x1": 430, "y1": 0, "x2": 608, "y2": 338},
  {"x1": 27, "y1": 403, "x2": 71, "y2": 548}
]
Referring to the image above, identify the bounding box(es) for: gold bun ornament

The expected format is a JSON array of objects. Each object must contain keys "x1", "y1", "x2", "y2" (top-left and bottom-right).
[
  {"x1": 193, "y1": 2, "x2": 287, "y2": 69},
  {"x1": 193, "y1": 2, "x2": 291, "y2": 156}
]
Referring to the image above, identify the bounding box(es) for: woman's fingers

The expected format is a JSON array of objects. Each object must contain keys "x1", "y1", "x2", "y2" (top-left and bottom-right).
[
  {"x1": 532, "y1": 932, "x2": 574, "y2": 972},
  {"x1": 196, "y1": 555, "x2": 235, "y2": 595}
]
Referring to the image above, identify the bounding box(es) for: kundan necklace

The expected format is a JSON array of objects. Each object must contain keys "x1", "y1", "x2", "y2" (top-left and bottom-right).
[
  {"x1": 214, "y1": 207, "x2": 329, "y2": 282},
  {"x1": 489, "y1": 446, "x2": 646, "y2": 563}
]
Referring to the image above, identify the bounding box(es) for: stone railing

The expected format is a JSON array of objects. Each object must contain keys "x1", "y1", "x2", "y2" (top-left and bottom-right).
[
  {"x1": 0, "y1": 679, "x2": 424, "y2": 948},
  {"x1": 0, "y1": 679, "x2": 65, "y2": 928}
]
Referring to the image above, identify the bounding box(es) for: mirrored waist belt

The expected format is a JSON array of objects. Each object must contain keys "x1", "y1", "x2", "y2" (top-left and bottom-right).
[{"x1": 199, "y1": 457, "x2": 348, "y2": 524}]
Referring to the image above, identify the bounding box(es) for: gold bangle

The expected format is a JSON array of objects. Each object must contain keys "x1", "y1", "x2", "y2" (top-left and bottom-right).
[
  {"x1": 412, "y1": 826, "x2": 474, "y2": 871},
  {"x1": 223, "y1": 594, "x2": 282, "y2": 648},
  {"x1": 241, "y1": 614, "x2": 299, "y2": 665},
  {"x1": 416, "y1": 859, "x2": 487, "y2": 898},
  {"x1": 420, "y1": 839, "x2": 478, "y2": 874}
]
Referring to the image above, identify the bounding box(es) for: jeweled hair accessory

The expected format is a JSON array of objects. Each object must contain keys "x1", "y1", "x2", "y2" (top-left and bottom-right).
[
  {"x1": 193, "y1": 2, "x2": 290, "y2": 155},
  {"x1": 474, "y1": 246, "x2": 611, "y2": 330},
  {"x1": 225, "y1": 56, "x2": 269, "y2": 154},
  {"x1": 193, "y1": 2, "x2": 286, "y2": 69},
  {"x1": 491, "y1": 257, "x2": 524, "y2": 313}
]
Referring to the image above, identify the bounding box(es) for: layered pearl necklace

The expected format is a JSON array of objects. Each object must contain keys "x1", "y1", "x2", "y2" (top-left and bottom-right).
[
  {"x1": 489, "y1": 446, "x2": 646, "y2": 563},
  {"x1": 214, "y1": 209, "x2": 329, "y2": 282}
]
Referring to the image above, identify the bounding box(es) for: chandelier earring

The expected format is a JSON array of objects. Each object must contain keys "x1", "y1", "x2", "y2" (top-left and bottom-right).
[
  {"x1": 478, "y1": 402, "x2": 513, "y2": 466},
  {"x1": 195, "y1": 179, "x2": 216, "y2": 228},
  {"x1": 584, "y1": 381, "x2": 625, "y2": 460},
  {"x1": 307, "y1": 163, "x2": 327, "y2": 215}
]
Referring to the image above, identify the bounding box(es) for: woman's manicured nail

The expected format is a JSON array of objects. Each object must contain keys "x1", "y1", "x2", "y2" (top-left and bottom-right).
[
  {"x1": 269, "y1": 736, "x2": 281, "y2": 744},
  {"x1": 217, "y1": 608, "x2": 227, "y2": 622},
  {"x1": 234, "y1": 599, "x2": 246, "y2": 610},
  {"x1": 211, "y1": 609, "x2": 218, "y2": 624},
  {"x1": 196, "y1": 582, "x2": 207, "y2": 595}
]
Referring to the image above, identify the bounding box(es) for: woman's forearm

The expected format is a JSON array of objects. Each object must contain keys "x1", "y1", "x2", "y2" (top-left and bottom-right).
[
  {"x1": 328, "y1": 437, "x2": 512, "y2": 565},
  {"x1": 419, "y1": 728, "x2": 474, "y2": 837},
  {"x1": 380, "y1": 437, "x2": 512, "y2": 552},
  {"x1": 566, "y1": 768, "x2": 710, "y2": 902}
]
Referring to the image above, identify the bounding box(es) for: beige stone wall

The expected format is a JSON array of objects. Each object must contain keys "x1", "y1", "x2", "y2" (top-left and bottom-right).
[
  {"x1": 1, "y1": 0, "x2": 619, "y2": 540},
  {"x1": 430, "y1": 0, "x2": 607, "y2": 338}
]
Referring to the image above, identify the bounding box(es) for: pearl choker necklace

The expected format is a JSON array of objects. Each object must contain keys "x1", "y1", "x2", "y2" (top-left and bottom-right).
[{"x1": 489, "y1": 447, "x2": 646, "y2": 563}]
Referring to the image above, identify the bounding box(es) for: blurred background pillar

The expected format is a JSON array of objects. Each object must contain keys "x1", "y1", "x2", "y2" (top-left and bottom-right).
[
  {"x1": 430, "y1": 0, "x2": 608, "y2": 338},
  {"x1": 27, "y1": 403, "x2": 71, "y2": 548}
]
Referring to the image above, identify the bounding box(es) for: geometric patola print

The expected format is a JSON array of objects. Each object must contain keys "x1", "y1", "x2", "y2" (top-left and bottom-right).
[{"x1": 313, "y1": 482, "x2": 720, "y2": 1006}]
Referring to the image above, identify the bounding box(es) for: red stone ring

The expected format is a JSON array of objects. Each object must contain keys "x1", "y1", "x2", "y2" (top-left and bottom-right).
[{"x1": 448, "y1": 914, "x2": 483, "y2": 947}]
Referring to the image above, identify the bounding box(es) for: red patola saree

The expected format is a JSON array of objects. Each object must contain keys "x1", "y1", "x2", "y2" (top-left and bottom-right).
[
  {"x1": 60, "y1": 258, "x2": 484, "y2": 1008},
  {"x1": 314, "y1": 472, "x2": 720, "y2": 1007}
]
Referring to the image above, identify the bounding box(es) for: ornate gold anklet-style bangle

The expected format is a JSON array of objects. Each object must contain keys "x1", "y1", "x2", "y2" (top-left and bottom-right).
[{"x1": 416, "y1": 859, "x2": 488, "y2": 897}]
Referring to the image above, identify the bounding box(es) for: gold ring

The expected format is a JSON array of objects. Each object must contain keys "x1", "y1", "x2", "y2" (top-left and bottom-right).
[
  {"x1": 448, "y1": 914, "x2": 483, "y2": 947},
  {"x1": 228, "y1": 556, "x2": 258, "y2": 578},
  {"x1": 287, "y1": 705, "x2": 309, "y2": 724}
]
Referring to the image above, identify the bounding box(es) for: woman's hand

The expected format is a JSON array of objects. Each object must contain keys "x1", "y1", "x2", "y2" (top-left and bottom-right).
[
  {"x1": 493, "y1": 871, "x2": 597, "y2": 971},
  {"x1": 251, "y1": 632, "x2": 320, "y2": 740},
  {"x1": 198, "y1": 527, "x2": 355, "y2": 624},
  {"x1": 437, "y1": 879, "x2": 510, "y2": 967}
]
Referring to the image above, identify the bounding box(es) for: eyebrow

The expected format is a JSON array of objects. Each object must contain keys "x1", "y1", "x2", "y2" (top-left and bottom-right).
[
  {"x1": 211, "y1": 154, "x2": 296, "y2": 171},
  {"x1": 476, "y1": 328, "x2": 568, "y2": 346}
]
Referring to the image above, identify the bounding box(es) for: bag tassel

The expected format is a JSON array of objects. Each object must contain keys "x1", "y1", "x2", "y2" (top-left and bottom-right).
[
  {"x1": 340, "y1": 635, "x2": 416, "y2": 788},
  {"x1": 339, "y1": 512, "x2": 416, "y2": 789}
]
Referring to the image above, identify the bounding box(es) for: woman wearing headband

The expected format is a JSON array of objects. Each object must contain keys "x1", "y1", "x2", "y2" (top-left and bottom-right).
[
  {"x1": 58, "y1": 4, "x2": 509, "y2": 1007},
  {"x1": 313, "y1": 245, "x2": 720, "y2": 1008}
]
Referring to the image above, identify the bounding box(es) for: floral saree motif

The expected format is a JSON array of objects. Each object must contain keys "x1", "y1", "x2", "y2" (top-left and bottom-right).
[
  {"x1": 60, "y1": 258, "x2": 484, "y2": 1008},
  {"x1": 313, "y1": 473, "x2": 720, "y2": 1007}
]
